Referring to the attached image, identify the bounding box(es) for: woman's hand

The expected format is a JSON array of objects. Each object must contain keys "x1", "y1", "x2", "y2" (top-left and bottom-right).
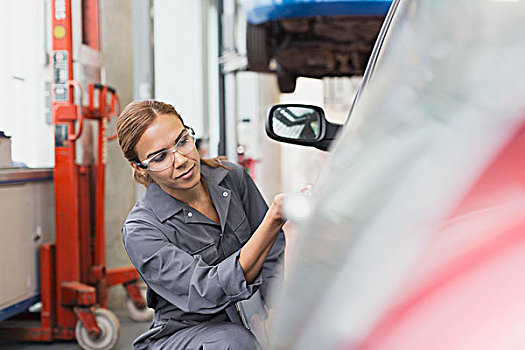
[{"x1": 267, "y1": 193, "x2": 287, "y2": 228}]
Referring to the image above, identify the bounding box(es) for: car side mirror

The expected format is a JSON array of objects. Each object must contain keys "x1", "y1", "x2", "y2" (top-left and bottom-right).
[{"x1": 265, "y1": 104, "x2": 342, "y2": 151}]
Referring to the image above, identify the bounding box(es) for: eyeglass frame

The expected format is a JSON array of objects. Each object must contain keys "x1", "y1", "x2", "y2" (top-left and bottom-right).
[{"x1": 132, "y1": 125, "x2": 196, "y2": 171}]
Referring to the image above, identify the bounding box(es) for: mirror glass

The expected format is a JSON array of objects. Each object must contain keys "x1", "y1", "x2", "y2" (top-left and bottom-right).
[{"x1": 271, "y1": 106, "x2": 320, "y2": 140}]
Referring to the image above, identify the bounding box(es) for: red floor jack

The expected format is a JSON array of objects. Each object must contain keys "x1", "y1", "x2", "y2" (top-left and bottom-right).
[
  {"x1": 0, "y1": 1, "x2": 149, "y2": 349},
  {"x1": 0, "y1": 84, "x2": 148, "y2": 350}
]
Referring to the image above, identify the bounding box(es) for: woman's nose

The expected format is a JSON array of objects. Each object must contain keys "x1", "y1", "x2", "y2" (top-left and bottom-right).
[{"x1": 173, "y1": 150, "x2": 187, "y2": 167}]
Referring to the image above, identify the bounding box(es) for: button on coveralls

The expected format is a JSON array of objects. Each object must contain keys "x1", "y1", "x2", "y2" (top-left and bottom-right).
[{"x1": 122, "y1": 161, "x2": 286, "y2": 349}]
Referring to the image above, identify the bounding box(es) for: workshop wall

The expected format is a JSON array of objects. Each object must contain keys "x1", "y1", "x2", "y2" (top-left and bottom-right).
[
  {"x1": 100, "y1": 0, "x2": 137, "y2": 308},
  {"x1": 0, "y1": 0, "x2": 54, "y2": 168}
]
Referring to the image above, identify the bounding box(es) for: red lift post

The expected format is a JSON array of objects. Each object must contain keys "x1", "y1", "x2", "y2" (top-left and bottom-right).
[{"x1": 0, "y1": 1, "x2": 147, "y2": 348}]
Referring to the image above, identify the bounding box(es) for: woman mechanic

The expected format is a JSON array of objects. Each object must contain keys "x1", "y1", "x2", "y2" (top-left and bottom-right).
[{"x1": 116, "y1": 100, "x2": 286, "y2": 349}]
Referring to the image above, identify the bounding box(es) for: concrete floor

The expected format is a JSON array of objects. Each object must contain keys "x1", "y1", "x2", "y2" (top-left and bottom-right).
[{"x1": 0, "y1": 307, "x2": 150, "y2": 349}]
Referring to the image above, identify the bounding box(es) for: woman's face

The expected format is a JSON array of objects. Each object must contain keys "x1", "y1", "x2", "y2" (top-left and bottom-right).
[{"x1": 133, "y1": 113, "x2": 201, "y2": 194}]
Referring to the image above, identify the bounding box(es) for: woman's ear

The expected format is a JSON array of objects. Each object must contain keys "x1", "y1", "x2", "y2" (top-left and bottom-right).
[{"x1": 130, "y1": 161, "x2": 146, "y2": 175}]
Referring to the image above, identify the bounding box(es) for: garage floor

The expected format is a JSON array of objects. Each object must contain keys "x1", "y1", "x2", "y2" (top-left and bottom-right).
[{"x1": 0, "y1": 307, "x2": 150, "y2": 349}]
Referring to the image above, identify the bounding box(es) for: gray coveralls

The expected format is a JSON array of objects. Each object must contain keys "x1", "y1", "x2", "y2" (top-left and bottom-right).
[{"x1": 122, "y1": 161, "x2": 286, "y2": 349}]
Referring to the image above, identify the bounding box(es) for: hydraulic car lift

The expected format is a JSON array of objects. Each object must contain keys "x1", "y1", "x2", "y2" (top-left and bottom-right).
[{"x1": 0, "y1": 1, "x2": 147, "y2": 349}]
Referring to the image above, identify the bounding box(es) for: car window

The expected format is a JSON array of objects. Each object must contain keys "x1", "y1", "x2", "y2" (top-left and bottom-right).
[{"x1": 271, "y1": 0, "x2": 525, "y2": 348}]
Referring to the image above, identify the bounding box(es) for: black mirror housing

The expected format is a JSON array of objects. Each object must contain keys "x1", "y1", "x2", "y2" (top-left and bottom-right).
[{"x1": 265, "y1": 104, "x2": 342, "y2": 151}]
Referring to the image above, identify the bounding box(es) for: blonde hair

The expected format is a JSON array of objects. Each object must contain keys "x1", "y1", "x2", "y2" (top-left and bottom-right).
[{"x1": 116, "y1": 100, "x2": 227, "y2": 186}]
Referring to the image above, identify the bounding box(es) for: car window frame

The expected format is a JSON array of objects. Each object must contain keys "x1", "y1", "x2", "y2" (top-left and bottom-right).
[{"x1": 346, "y1": 0, "x2": 401, "y2": 124}]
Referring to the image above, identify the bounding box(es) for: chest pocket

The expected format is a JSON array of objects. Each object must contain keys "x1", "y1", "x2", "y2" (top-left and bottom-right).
[
  {"x1": 231, "y1": 216, "x2": 252, "y2": 245},
  {"x1": 168, "y1": 224, "x2": 220, "y2": 265},
  {"x1": 225, "y1": 187, "x2": 253, "y2": 249},
  {"x1": 225, "y1": 197, "x2": 252, "y2": 247},
  {"x1": 188, "y1": 241, "x2": 220, "y2": 265}
]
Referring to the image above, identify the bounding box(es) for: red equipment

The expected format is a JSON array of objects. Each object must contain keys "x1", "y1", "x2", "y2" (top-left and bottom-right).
[
  {"x1": 237, "y1": 145, "x2": 259, "y2": 180},
  {"x1": 0, "y1": 1, "x2": 147, "y2": 348}
]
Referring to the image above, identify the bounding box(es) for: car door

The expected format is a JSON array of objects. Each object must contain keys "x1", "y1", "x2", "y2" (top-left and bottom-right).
[{"x1": 268, "y1": 0, "x2": 525, "y2": 348}]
